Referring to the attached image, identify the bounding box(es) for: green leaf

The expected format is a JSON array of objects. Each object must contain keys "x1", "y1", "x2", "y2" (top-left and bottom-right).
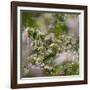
[{"x1": 52, "y1": 65, "x2": 64, "y2": 75}]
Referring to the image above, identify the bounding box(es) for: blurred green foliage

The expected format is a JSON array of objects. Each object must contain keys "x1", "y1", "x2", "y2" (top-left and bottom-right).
[{"x1": 21, "y1": 12, "x2": 38, "y2": 28}]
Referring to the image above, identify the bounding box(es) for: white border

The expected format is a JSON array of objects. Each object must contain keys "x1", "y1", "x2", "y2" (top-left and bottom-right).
[{"x1": 17, "y1": 6, "x2": 84, "y2": 84}]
